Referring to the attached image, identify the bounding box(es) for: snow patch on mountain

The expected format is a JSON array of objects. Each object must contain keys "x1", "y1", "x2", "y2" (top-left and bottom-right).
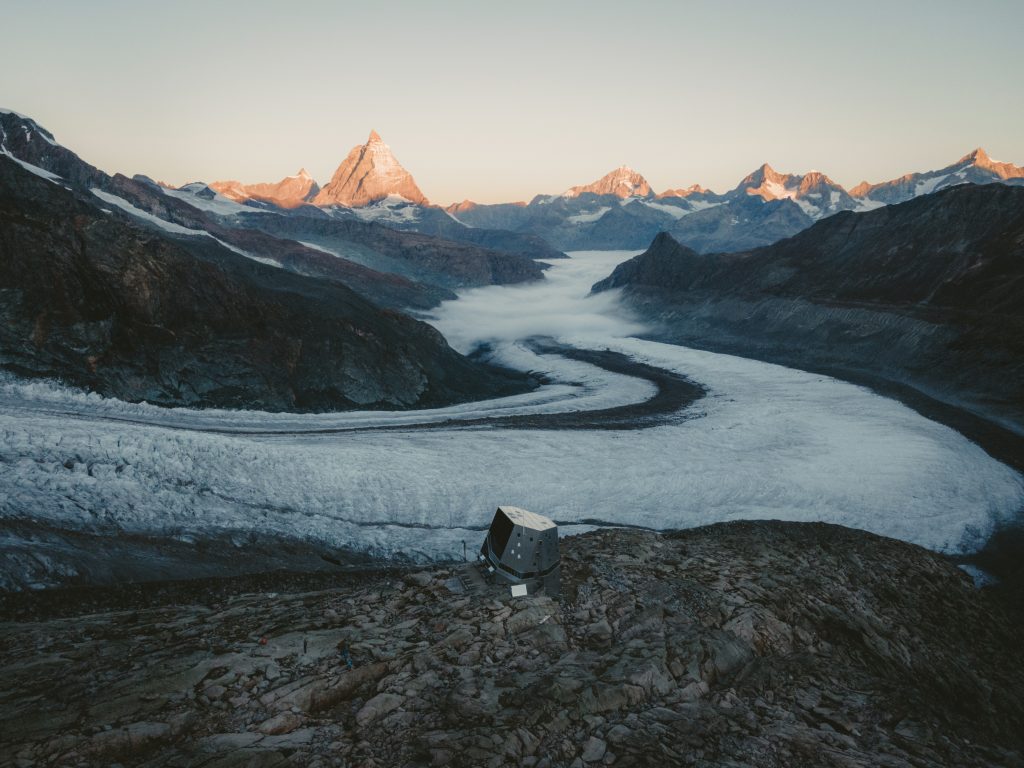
[
  {"x1": 568, "y1": 207, "x2": 612, "y2": 224},
  {"x1": 0, "y1": 148, "x2": 61, "y2": 183},
  {"x1": 90, "y1": 188, "x2": 280, "y2": 267},
  {"x1": 915, "y1": 174, "x2": 951, "y2": 196},
  {"x1": 636, "y1": 200, "x2": 693, "y2": 219},
  {"x1": 348, "y1": 195, "x2": 422, "y2": 223},
  {"x1": 161, "y1": 185, "x2": 270, "y2": 217}
]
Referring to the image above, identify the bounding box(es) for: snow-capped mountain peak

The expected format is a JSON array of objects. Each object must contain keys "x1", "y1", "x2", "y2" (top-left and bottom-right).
[
  {"x1": 564, "y1": 165, "x2": 653, "y2": 199},
  {"x1": 730, "y1": 163, "x2": 855, "y2": 219},
  {"x1": 313, "y1": 131, "x2": 428, "y2": 208},
  {"x1": 850, "y1": 147, "x2": 1024, "y2": 206},
  {"x1": 955, "y1": 147, "x2": 1024, "y2": 179}
]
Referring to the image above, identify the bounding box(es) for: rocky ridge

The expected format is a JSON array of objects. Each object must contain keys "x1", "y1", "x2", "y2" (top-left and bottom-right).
[
  {"x1": 851, "y1": 148, "x2": 1024, "y2": 205},
  {"x1": 447, "y1": 147, "x2": 1024, "y2": 253},
  {"x1": 1, "y1": 521, "x2": 1021, "y2": 767},
  {"x1": 211, "y1": 170, "x2": 319, "y2": 209},
  {"x1": 564, "y1": 166, "x2": 653, "y2": 199},
  {"x1": 731, "y1": 164, "x2": 856, "y2": 218}
]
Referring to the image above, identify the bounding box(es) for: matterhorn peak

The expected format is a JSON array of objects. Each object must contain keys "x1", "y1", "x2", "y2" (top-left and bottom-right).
[
  {"x1": 313, "y1": 131, "x2": 428, "y2": 208},
  {"x1": 958, "y1": 147, "x2": 992, "y2": 166}
]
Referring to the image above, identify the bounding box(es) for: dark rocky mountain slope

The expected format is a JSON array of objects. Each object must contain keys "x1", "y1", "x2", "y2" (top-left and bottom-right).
[
  {"x1": 1, "y1": 522, "x2": 1021, "y2": 766},
  {"x1": 0, "y1": 156, "x2": 532, "y2": 410},
  {"x1": 231, "y1": 204, "x2": 547, "y2": 291},
  {"x1": 663, "y1": 194, "x2": 813, "y2": 254},
  {"x1": 594, "y1": 184, "x2": 1024, "y2": 432},
  {"x1": 0, "y1": 111, "x2": 546, "y2": 307}
]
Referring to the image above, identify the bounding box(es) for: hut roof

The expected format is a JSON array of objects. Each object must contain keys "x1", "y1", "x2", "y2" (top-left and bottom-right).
[{"x1": 497, "y1": 506, "x2": 556, "y2": 531}]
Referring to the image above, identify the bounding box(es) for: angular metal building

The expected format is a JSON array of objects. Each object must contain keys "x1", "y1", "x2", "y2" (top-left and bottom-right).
[{"x1": 480, "y1": 506, "x2": 560, "y2": 596}]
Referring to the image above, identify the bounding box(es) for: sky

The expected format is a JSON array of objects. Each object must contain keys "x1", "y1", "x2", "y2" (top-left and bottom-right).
[{"x1": 2, "y1": 1, "x2": 1022, "y2": 204}]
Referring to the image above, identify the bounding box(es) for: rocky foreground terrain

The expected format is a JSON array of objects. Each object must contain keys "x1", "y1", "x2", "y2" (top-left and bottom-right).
[{"x1": 2, "y1": 521, "x2": 1022, "y2": 767}]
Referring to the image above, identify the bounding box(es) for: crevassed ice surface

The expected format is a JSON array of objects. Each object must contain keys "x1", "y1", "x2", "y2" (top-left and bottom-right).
[{"x1": 0, "y1": 251, "x2": 1021, "y2": 562}]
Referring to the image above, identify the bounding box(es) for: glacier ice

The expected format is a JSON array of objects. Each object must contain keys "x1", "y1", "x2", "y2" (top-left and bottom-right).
[{"x1": 0, "y1": 250, "x2": 1021, "y2": 564}]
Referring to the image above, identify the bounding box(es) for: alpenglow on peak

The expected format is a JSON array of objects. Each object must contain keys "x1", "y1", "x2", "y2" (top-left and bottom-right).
[
  {"x1": 313, "y1": 130, "x2": 428, "y2": 208},
  {"x1": 563, "y1": 166, "x2": 653, "y2": 199}
]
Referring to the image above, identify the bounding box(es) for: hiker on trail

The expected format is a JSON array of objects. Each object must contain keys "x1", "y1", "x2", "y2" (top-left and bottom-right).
[{"x1": 341, "y1": 644, "x2": 353, "y2": 670}]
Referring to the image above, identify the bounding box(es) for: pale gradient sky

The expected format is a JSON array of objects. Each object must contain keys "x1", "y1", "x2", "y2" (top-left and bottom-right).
[{"x1": 2, "y1": 1, "x2": 1022, "y2": 204}]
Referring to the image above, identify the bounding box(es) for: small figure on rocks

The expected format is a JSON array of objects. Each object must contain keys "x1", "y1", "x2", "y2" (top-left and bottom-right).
[{"x1": 341, "y1": 644, "x2": 353, "y2": 670}]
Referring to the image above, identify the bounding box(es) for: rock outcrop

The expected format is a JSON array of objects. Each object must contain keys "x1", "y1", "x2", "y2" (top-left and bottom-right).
[
  {"x1": 2, "y1": 521, "x2": 1021, "y2": 766},
  {"x1": 313, "y1": 130, "x2": 428, "y2": 208},
  {"x1": 211, "y1": 169, "x2": 319, "y2": 208}
]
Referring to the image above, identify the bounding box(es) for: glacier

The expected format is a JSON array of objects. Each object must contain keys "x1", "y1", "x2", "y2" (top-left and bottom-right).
[{"x1": 0, "y1": 251, "x2": 1021, "y2": 572}]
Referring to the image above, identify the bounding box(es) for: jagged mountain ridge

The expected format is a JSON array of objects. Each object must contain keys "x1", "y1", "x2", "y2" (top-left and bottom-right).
[
  {"x1": 448, "y1": 148, "x2": 1024, "y2": 252},
  {"x1": 211, "y1": 169, "x2": 319, "y2": 209},
  {"x1": 850, "y1": 148, "x2": 1024, "y2": 205},
  {"x1": 730, "y1": 164, "x2": 857, "y2": 218},
  {"x1": 187, "y1": 118, "x2": 1023, "y2": 255}
]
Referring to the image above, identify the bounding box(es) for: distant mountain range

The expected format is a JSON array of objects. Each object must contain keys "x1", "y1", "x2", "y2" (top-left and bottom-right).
[
  {"x1": 449, "y1": 150, "x2": 1024, "y2": 252},
  {"x1": 178, "y1": 128, "x2": 1024, "y2": 256},
  {"x1": 0, "y1": 109, "x2": 536, "y2": 409},
  {"x1": 593, "y1": 183, "x2": 1024, "y2": 433}
]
